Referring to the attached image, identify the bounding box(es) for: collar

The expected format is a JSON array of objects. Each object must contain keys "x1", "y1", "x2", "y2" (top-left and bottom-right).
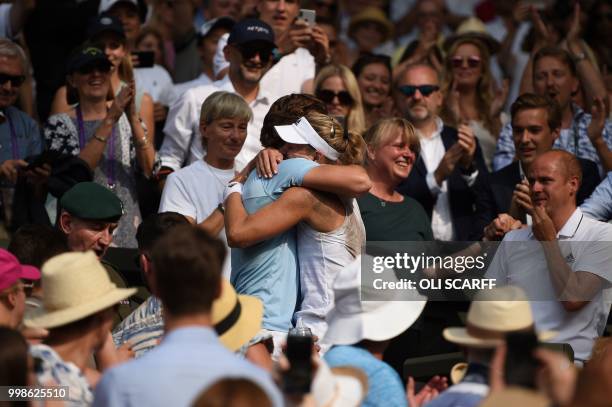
[
  {"x1": 220, "y1": 76, "x2": 272, "y2": 106},
  {"x1": 417, "y1": 117, "x2": 444, "y2": 141},
  {"x1": 527, "y1": 207, "x2": 583, "y2": 239},
  {"x1": 571, "y1": 103, "x2": 585, "y2": 120},
  {"x1": 162, "y1": 326, "x2": 218, "y2": 345}
]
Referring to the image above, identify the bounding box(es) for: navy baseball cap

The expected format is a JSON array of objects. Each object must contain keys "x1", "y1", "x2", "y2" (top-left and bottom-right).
[
  {"x1": 66, "y1": 45, "x2": 112, "y2": 74},
  {"x1": 87, "y1": 14, "x2": 126, "y2": 40},
  {"x1": 227, "y1": 18, "x2": 275, "y2": 47}
]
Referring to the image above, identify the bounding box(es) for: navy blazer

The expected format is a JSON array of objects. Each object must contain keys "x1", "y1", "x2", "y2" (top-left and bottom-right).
[
  {"x1": 472, "y1": 158, "x2": 601, "y2": 240},
  {"x1": 396, "y1": 125, "x2": 489, "y2": 241}
]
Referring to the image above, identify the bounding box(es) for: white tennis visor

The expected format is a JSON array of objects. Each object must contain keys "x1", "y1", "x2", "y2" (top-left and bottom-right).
[{"x1": 274, "y1": 117, "x2": 340, "y2": 161}]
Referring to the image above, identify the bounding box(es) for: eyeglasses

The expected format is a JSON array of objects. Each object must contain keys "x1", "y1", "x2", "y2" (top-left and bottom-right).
[
  {"x1": 397, "y1": 85, "x2": 439, "y2": 97},
  {"x1": 450, "y1": 55, "x2": 481, "y2": 69},
  {"x1": 237, "y1": 44, "x2": 274, "y2": 62},
  {"x1": 77, "y1": 63, "x2": 111, "y2": 75},
  {"x1": 316, "y1": 89, "x2": 353, "y2": 106},
  {"x1": 0, "y1": 73, "x2": 26, "y2": 88}
]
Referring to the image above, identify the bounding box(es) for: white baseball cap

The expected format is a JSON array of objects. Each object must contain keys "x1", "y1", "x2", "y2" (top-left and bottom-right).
[{"x1": 274, "y1": 117, "x2": 340, "y2": 161}]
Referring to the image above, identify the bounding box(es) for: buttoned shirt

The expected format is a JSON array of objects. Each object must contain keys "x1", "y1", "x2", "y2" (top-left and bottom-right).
[
  {"x1": 485, "y1": 208, "x2": 612, "y2": 361},
  {"x1": 160, "y1": 76, "x2": 273, "y2": 171},
  {"x1": 581, "y1": 172, "x2": 612, "y2": 222},
  {"x1": 95, "y1": 327, "x2": 283, "y2": 407},
  {"x1": 493, "y1": 104, "x2": 612, "y2": 175},
  {"x1": 419, "y1": 117, "x2": 478, "y2": 241}
]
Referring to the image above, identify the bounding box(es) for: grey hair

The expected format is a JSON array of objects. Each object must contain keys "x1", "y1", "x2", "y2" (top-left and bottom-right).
[
  {"x1": 200, "y1": 91, "x2": 253, "y2": 125},
  {"x1": 0, "y1": 38, "x2": 27, "y2": 74}
]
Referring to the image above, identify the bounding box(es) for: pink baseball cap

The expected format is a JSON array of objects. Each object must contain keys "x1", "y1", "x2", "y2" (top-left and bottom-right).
[{"x1": 0, "y1": 249, "x2": 41, "y2": 292}]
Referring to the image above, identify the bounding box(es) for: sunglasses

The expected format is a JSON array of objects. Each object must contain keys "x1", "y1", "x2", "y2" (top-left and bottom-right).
[
  {"x1": 450, "y1": 55, "x2": 481, "y2": 68},
  {"x1": 77, "y1": 63, "x2": 112, "y2": 75},
  {"x1": 237, "y1": 45, "x2": 274, "y2": 62},
  {"x1": 397, "y1": 85, "x2": 439, "y2": 97},
  {"x1": 316, "y1": 89, "x2": 353, "y2": 106},
  {"x1": 0, "y1": 73, "x2": 26, "y2": 87}
]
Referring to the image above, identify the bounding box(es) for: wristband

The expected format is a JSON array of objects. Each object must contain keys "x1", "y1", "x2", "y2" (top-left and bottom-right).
[{"x1": 223, "y1": 181, "x2": 243, "y2": 202}]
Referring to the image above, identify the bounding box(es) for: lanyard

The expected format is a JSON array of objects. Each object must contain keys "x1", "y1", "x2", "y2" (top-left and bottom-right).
[
  {"x1": 75, "y1": 105, "x2": 117, "y2": 188},
  {"x1": 5, "y1": 110, "x2": 19, "y2": 160}
]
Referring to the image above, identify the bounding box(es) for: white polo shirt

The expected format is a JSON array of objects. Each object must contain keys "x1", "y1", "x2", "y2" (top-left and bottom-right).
[
  {"x1": 485, "y1": 208, "x2": 612, "y2": 361},
  {"x1": 160, "y1": 75, "x2": 274, "y2": 171},
  {"x1": 259, "y1": 47, "x2": 315, "y2": 100}
]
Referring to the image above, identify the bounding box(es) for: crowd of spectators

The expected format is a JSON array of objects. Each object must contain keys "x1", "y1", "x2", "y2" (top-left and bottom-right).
[{"x1": 1, "y1": 0, "x2": 612, "y2": 406}]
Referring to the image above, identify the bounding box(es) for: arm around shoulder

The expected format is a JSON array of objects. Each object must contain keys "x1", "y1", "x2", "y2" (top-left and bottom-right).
[{"x1": 302, "y1": 164, "x2": 371, "y2": 197}]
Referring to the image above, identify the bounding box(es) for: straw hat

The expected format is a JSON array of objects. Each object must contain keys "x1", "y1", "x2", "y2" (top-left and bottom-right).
[
  {"x1": 25, "y1": 251, "x2": 136, "y2": 329},
  {"x1": 322, "y1": 256, "x2": 426, "y2": 346},
  {"x1": 312, "y1": 361, "x2": 368, "y2": 407},
  {"x1": 450, "y1": 362, "x2": 468, "y2": 384},
  {"x1": 348, "y1": 7, "x2": 394, "y2": 43},
  {"x1": 443, "y1": 17, "x2": 501, "y2": 54},
  {"x1": 212, "y1": 279, "x2": 263, "y2": 352},
  {"x1": 443, "y1": 286, "x2": 556, "y2": 348},
  {"x1": 480, "y1": 387, "x2": 550, "y2": 407}
]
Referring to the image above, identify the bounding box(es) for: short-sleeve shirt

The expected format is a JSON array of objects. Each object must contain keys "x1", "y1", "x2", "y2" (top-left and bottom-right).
[
  {"x1": 324, "y1": 345, "x2": 407, "y2": 407},
  {"x1": 30, "y1": 344, "x2": 93, "y2": 406},
  {"x1": 231, "y1": 158, "x2": 318, "y2": 332},
  {"x1": 485, "y1": 208, "x2": 612, "y2": 361},
  {"x1": 159, "y1": 160, "x2": 234, "y2": 278}
]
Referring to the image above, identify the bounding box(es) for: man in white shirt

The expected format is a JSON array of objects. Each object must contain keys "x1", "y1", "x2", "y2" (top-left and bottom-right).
[
  {"x1": 485, "y1": 150, "x2": 612, "y2": 363},
  {"x1": 160, "y1": 18, "x2": 276, "y2": 172},
  {"x1": 395, "y1": 63, "x2": 488, "y2": 241},
  {"x1": 159, "y1": 91, "x2": 251, "y2": 279}
]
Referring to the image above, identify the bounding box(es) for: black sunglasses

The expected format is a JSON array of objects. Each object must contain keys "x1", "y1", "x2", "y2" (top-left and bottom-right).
[
  {"x1": 317, "y1": 89, "x2": 353, "y2": 106},
  {"x1": 397, "y1": 85, "x2": 439, "y2": 97},
  {"x1": 77, "y1": 62, "x2": 112, "y2": 75},
  {"x1": 0, "y1": 73, "x2": 26, "y2": 87},
  {"x1": 238, "y1": 44, "x2": 274, "y2": 62}
]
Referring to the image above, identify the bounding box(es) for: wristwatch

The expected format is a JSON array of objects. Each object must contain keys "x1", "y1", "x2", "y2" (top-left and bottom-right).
[{"x1": 217, "y1": 203, "x2": 225, "y2": 214}]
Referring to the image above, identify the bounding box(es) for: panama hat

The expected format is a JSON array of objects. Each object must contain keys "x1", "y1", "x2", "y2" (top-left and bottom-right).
[
  {"x1": 443, "y1": 286, "x2": 556, "y2": 348},
  {"x1": 322, "y1": 255, "x2": 426, "y2": 346},
  {"x1": 443, "y1": 17, "x2": 501, "y2": 54},
  {"x1": 312, "y1": 360, "x2": 368, "y2": 407},
  {"x1": 212, "y1": 279, "x2": 263, "y2": 352},
  {"x1": 25, "y1": 251, "x2": 136, "y2": 329},
  {"x1": 348, "y1": 7, "x2": 394, "y2": 43}
]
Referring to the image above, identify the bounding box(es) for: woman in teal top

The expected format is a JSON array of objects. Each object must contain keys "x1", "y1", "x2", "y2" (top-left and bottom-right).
[{"x1": 358, "y1": 117, "x2": 433, "y2": 241}]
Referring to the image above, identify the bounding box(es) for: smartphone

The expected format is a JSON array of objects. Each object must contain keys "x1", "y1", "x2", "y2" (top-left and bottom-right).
[
  {"x1": 283, "y1": 333, "x2": 313, "y2": 394},
  {"x1": 131, "y1": 51, "x2": 155, "y2": 68},
  {"x1": 25, "y1": 150, "x2": 62, "y2": 171},
  {"x1": 504, "y1": 331, "x2": 539, "y2": 389},
  {"x1": 298, "y1": 9, "x2": 316, "y2": 27}
]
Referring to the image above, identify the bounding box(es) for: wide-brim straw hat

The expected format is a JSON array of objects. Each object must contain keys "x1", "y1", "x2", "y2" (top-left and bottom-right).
[
  {"x1": 443, "y1": 17, "x2": 501, "y2": 54},
  {"x1": 26, "y1": 251, "x2": 136, "y2": 329},
  {"x1": 443, "y1": 285, "x2": 556, "y2": 348},
  {"x1": 323, "y1": 256, "x2": 426, "y2": 346},
  {"x1": 348, "y1": 7, "x2": 394, "y2": 43},
  {"x1": 312, "y1": 360, "x2": 368, "y2": 407},
  {"x1": 212, "y1": 279, "x2": 263, "y2": 352}
]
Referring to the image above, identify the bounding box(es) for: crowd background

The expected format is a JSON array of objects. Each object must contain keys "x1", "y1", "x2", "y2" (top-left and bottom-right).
[{"x1": 1, "y1": 0, "x2": 612, "y2": 406}]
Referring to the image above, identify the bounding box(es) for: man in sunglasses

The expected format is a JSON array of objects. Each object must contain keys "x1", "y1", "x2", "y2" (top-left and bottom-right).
[
  {"x1": 0, "y1": 39, "x2": 44, "y2": 232},
  {"x1": 161, "y1": 18, "x2": 275, "y2": 172},
  {"x1": 395, "y1": 63, "x2": 488, "y2": 242}
]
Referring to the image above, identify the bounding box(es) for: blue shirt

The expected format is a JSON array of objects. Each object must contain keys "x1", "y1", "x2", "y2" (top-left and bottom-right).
[
  {"x1": 424, "y1": 363, "x2": 489, "y2": 407},
  {"x1": 324, "y1": 345, "x2": 407, "y2": 407},
  {"x1": 0, "y1": 106, "x2": 42, "y2": 165},
  {"x1": 231, "y1": 158, "x2": 318, "y2": 331},
  {"x1": 492, "y1": 104, "x2": 612, "y2": 175},
  {"x1": 581, "y1": 172, "x2": 612, "y2": 222},
  {"x1": 94, "y1": 327, "x2": 283, "y2": 407}
]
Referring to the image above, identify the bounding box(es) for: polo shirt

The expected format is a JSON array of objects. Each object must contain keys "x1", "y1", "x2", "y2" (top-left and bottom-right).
[
  {"x1": 0, "y1": 106, "x2": 43, "y2": 166},
  {"x1": 485, "y1": 208, "x2": 612, "y2": 361},
  {"x1": 94, "y1": 327, "x2": 283, "y2": 407},
  {"x1": 160, "y1": 75, "x2": 273, "y2": 171}
]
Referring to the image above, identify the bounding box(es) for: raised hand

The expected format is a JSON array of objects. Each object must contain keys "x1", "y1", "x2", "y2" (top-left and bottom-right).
[
  {"x1": 0, "y1": 159, "x2": 28, "y2": 184},
  {"x1": 434, "y1": 142, "x2": 463, "y2": 185},
  {"x1": 457, "y1": 124, "x2": 477, "y2": 169},
  {"x1": 483, "y1": 213, "x2": 522, "y2": 241},
  {"x1": 510, "y1": 178, "x2": 532, "y2": 217},
  {"x1": 531, "y1": 205, "x2": 557, "y2": 241},
  {"x1": 256, "y1": 148, "x2": 284, "y2": 178},
  {"x1": 109, "y1": 84, "x2": 134, "y2": 122},
  {"x1": 530, "y1": 5, "x2": 554, "y2": 48},
  {"x1": 587, "y1": 97, "x2": 606, "y2": 144}
]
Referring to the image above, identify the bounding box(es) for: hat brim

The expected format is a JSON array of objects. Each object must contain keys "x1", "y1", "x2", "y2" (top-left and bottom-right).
[
  {"x1": 444, "y1": 33, "x2": 501, "y2": 54},
  {"x1": 349, "y1": 18, "x2": 394, "y2": 43},
  {"x1": 25, "y1": 287, "x2": 136, "y2": 329},
  {"x1": 443, "y1": 327, "x2": 558, "y2": 348},
  {"x1": 218, "y1": 294, "x2": 263, "y2": 352},
  {"x1": 323, "y1": 300, "x2": 426, "y2": 345},
  {"x1": 275, "y1": 124, "x2": 309, "y2": 145},
  {"x1": 20, "y1": 264, "x2": 41, "y2": 281}
]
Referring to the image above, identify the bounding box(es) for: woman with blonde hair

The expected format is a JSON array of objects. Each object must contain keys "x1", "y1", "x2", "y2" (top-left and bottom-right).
[
  {"x1": 314, "y1": 64, "x2": 367, "y2": 135},
  {"x1": 225, "y1": 110, "x2": 370, "y2": 346},
  {"x1": 440, "y1": 37, "x2": 508, "y2": 171},
  {"x1": 359, "y1": 117, "x2": 433, "y2": 241}
]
